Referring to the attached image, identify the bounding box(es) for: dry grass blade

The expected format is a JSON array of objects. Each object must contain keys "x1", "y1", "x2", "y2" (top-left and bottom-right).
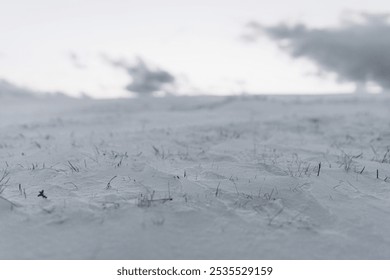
[{"x1": 0, "y1": 169, "x2": 10, "y2": 194}]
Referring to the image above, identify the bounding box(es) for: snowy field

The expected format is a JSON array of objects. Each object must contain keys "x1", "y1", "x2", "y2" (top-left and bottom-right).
[{"x1": 0, "y1": 94, "x2": 390, "y2": 259}]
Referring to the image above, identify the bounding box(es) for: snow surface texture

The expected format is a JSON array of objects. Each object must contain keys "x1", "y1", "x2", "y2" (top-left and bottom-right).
[{"x1": 0, "y1": 95, "x2": 390, "y2": 259}]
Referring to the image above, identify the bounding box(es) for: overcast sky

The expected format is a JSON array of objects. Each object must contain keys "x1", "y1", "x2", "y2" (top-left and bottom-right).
[{"x1": 0, "y1": 0, "x2": 389, "y2": 98}]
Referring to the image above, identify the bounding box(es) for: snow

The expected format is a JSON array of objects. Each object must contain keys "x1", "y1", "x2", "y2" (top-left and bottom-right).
[{"x1": 0, "y1": 94, "x2": 389, "y2": 259}]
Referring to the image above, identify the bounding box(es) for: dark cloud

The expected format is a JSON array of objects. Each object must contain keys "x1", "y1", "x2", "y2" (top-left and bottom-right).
[
  {"x1": 103, "y1": 55, "x2": 176, "y2": 97},
  {"x1": 246, "y1": 13, "x2": 390, "y2": 91}
]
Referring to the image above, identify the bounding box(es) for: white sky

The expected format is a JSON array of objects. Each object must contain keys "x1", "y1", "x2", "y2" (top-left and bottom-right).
[{"x1": 0, "y1": 0, "x2": 389, "y2": 98}]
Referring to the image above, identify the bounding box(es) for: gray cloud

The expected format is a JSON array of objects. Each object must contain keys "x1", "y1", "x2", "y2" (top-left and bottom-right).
[
  {"x1": 68, "y1": 52, "x2": 87, "y2": 69},
  {"x1": 246, "y1": 13, "x2": 390, "y2": 91},
  {"x1": 0, "y1": 79, "x2": 70, "y2": 99},
  {"x1": 0, "y1": 79, "x2": 38, "y2": 98},
  {"x1": 104, "y1": 56, "x2": 176, "y2": 97}
]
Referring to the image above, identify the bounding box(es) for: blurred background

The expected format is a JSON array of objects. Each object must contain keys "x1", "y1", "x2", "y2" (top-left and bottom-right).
[{"x1": 0, "y1": 0, "x2": 389, "y2": 98}]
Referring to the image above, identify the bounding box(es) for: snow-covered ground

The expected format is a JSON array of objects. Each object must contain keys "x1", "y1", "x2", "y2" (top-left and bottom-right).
[{"x1": 0, "y1": 94, "x2": 389, "y2": 259}]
